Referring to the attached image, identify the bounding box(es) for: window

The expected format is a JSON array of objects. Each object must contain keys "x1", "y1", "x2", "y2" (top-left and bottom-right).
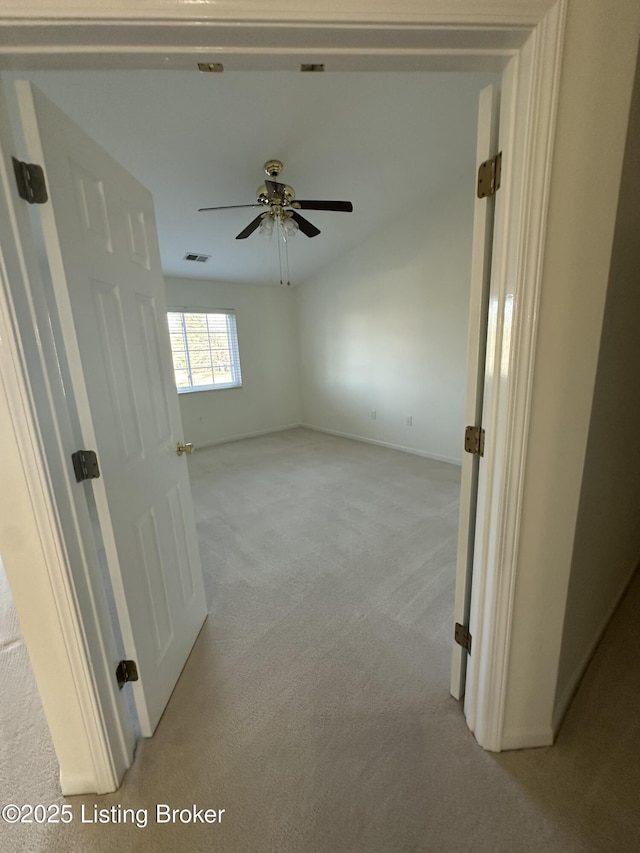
[{"x1": 167, "y1": 309, "x2": 242, "y2": 392}]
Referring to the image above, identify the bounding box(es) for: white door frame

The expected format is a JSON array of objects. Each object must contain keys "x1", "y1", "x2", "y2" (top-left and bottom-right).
[
  {"x1": 0, "y1": 89, "x2": 134, "y2": 795},
  {"x1": 450, "y1": 82, "x2": 501, "y2": 701},
  {"x1": 0, "y1": 0, "x2": 567, "y2": 794}
]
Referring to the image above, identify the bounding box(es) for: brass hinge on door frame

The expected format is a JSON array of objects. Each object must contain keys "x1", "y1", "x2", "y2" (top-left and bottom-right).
[
  {"x1": 477, "y1": 151, "x2": 502, "y2": 198},
  {"x1": 464, "y1": 425, "x2": 485, "y2": 457},
  {"x1": 454, "y1": 623, "x2": 472, "y2": 654},
  {"x1": 71, "y1": 449, "x2": 100, "y2": 483},
  {"x1": 115, "y1": 659, "x2": 139, "y2": 690},
  {"x1": 12, "y1": 157, "x2": 48, "y2": 204}
]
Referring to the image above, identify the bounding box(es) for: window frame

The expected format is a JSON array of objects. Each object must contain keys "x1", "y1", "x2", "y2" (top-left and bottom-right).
[{"x1": 167, "y1": 307, "x2": 242, "y2": 393}]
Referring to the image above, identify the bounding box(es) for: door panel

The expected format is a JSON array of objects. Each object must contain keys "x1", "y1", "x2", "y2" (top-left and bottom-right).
[
  {"x1": 450, "y1": 84, "x2": 500, "y2": 700},
  {"x1": 137, "y1": 295, "x2": 173, "y2": 445},
  {"x1": 93, "y1": 279, "x2": 144, "y2": 458},
  {"x1": 167, "y1": 485, "x2": 197, "y2": 607},
  {"x1": 16, "y1": 81, "x2": 207, "y2": 735},
  {"x1": 72, "y1": 161, "x2": 113, "y2": 251},
  {"x1": 126, "y1": 207, "x2": 152, "y2": 269},
  {"x1": 137, "y1": 508, "x2": 174, "y2": 658}
]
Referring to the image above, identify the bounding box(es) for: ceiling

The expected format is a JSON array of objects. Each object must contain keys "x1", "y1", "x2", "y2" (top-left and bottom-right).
[{"x1": 5, "y1": 70, "x2": 497, "y2": 286}]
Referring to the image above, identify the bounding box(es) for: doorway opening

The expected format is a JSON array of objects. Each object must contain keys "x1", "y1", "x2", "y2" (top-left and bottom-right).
[
  {"x1": 0, "y1": 3, "x2": 566, "y2": 796},
  {"x1": 0, "y1": 67, "x2": 496, "y2": 795}
]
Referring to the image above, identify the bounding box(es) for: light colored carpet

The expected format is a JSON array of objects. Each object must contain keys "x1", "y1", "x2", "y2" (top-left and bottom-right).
[
  {"x1": 1, "y1": 427, "x2": 639, "y2": 852},
  {"x1": 0, "y1": 561, "x2": 59, "y2": 812}
]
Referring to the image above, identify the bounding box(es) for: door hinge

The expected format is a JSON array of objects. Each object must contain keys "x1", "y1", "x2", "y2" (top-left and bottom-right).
[
  {"x1": 71, "y1": 449, "x2": 101, "y2": 483},
  {"x1": 455, "y1": 623, "x2": 472, "y2": 654},
  {"x1": 477, "y1": 151, "x2": 502, "y2": 198},
  {"x1": 464, "y1": 425, "x2": 485, "y2": 457},
  {"x1": 12, "y1": 157, "x2": 48, "y2": 205},
  {"x1": 115, "y1": 659, "x2": 139, "y2": 690}
]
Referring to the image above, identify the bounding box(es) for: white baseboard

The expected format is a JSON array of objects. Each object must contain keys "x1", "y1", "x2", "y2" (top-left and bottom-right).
[
  {"x1": 300, "y1": 423, "x2": 462, "y2": 466},
  {"x1": 501, "y1": 726, "x2": 555, "y2": 751},
  {"x1": 195, "y1": 422, "x2": 463, "y2": 466},
  {"x1": 59, "y1": 770, "x2": 106, "y2": 796},
  {"x1": 552, "y1": 557, "x2": 640, "y2": 735},
  {"x1": 195, "y1": 423, "x2": 302, "y2": 449}
]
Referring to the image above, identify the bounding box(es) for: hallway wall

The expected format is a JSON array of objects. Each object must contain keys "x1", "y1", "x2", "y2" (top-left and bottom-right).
[
  {"x1": 554, "y1": 43, "x2": 640, "y2": 726},
  {"x1": 502, "y1": 0, "x2": 640, "y2": 747}
]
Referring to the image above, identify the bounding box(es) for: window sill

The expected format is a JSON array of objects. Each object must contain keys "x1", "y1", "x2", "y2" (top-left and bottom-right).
[{"x1": 177, "y1": 383, "x2": 242, "y2": 394}]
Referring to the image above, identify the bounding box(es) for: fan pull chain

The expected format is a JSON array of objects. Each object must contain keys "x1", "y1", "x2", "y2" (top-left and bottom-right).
[
  {"x1": 283, "y1": 229, "x2": 291, "y2": 287},
  {"x1": 277, "y1": 218, "x2": 285, "y2": 285},
  {"x1": 276, "y1": 217, "x2": 292, "y2": 286}
]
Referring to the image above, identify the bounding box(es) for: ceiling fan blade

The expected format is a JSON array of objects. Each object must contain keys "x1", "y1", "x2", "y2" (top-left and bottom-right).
[
  {"x1": 290, "y1": 211, "x2": 321, "y2": 238},
  {"x1": 235, "y1": 214, "x2": 264, "y2": 240},
  {"x1": 198, "y1": 203, "x2": 263, "y2": 212},
  {"x1": 293, "y1": 200, "x2": 353, "y2": 212}
]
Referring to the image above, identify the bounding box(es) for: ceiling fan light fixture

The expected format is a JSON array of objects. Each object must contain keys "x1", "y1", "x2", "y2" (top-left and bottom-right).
[
  {"x1": 259, "y1": 215, "x2": 274, "y2": 237},
  {"x1": 282, "y1": 215, "x2": 299, "y2": 238}
]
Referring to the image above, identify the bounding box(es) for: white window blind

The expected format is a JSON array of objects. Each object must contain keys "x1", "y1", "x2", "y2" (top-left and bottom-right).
[{"x1": 167, "y1": 309, "x2": 242, "y2": 392}]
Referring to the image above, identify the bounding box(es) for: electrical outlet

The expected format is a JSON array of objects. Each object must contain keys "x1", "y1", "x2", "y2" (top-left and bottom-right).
[
  {"x1": 371, "y1": 410, "x2": 377, "y2": 420},
  {"x1": 406, "y1": 415, "x2": 413, "y2": 426}
]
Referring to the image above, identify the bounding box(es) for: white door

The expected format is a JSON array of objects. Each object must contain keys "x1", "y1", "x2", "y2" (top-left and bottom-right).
[
  {"x1": 15, "y1": 82, "x2": 207, "y2": 735},
  {"x1": 450, "y1": 85, "x2": 500, "y2": 700}
]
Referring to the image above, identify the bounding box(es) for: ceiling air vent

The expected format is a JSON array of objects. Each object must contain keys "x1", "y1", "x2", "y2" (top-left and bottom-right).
[
  {"x1": 197, "y1": 63, "x2": 224, "y2": 73},
  {"x1": 184, "y1": 253, "x2": 210, "y2": 263},
  {"x1": 300, "y1": 64, "x2": 325, "y2": 72}
]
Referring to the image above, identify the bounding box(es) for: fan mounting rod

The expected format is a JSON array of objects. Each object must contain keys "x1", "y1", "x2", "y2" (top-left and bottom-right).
[{"x1": 263, "y1": 159, "x2": 284, "y2": 178}]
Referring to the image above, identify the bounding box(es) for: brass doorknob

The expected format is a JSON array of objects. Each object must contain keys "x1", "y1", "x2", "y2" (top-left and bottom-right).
[{"x1": 176, "y1": 442, "x2": 194, "y2": 456}]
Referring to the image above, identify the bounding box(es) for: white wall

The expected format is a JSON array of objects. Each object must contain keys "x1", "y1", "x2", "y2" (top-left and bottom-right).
[
  {"x1": 296, "y1": 177, "x2": 475, "y2": 465},
  {"x1": 164, "y1": 277, "x2": 300, "y2": 446},
  {"x1": 553, "y1": 45, "x2": 640, "y2": 727},
  {"x1": 502, "y1": 0, "x2": 640, "y2": 747}
]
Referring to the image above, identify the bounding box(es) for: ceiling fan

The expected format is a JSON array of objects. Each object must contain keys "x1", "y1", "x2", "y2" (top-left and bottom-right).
[{"x1": 198, "y1": 159, "x2": 354, "y2": 240}]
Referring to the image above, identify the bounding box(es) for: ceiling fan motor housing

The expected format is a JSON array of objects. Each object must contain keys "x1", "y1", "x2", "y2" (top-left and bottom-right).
[{"x1": 256, "y1": 182, "x2": 296, "y2": 207}]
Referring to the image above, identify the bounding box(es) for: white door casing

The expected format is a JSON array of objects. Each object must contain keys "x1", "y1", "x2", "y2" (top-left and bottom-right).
[
  {"x1": 450, "y1": 84, "x2": 501, "y2": 700},
  {"x1": 0, "y1": 1, "x2": 567, "y2": 792},
  {"x1": 16, "y1": 81, "x2": 207, "y2": 736}
]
